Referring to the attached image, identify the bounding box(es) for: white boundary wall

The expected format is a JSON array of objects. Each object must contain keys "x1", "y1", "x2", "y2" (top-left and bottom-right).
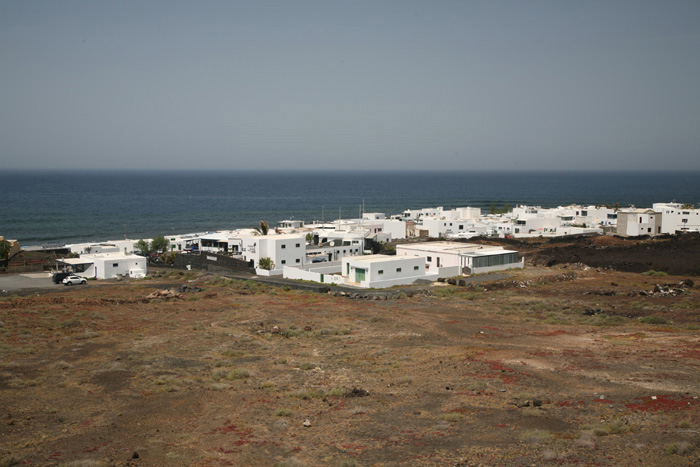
[
  {"x1": 357, "y1": 272, "x2": 439, "y2": 289},
  {"x1": 255, "y1": 268, "x2": 283, "y2": 276},
  {"x1": 471, "y1": 259, "x2": 525, "y2": 275},
  {"x1": 283, "y1": 266, "x2": 346, "y2": 285}
]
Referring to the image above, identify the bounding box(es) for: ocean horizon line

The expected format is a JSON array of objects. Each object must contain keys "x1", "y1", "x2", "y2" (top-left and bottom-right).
[{"x1": 5, "y1": 168, "x2": 700, "y2": 176}]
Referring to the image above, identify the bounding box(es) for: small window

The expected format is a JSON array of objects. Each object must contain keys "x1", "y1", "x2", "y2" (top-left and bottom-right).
[
  {"x1": 413, "y1": 266, "x2": 419, "y2": 270},
  {"x1": 281, "y1": 244, "x2": 286, "y2": 249},
  {"x1": 396, "y1": 268, "x2": 402, "y2": 273},
  {"x1": 296, "y1": 243, "x2": 300, "y2": 247},
  {"x1": 427, "y1": 256, "x2": 432, "y2": 262},
  {"x1": 281, "y1": 260, "x2": 286, "y2": 265},
  {"x1": 295, "y1": 258, "x2": 300, "y2": 263},
  {"x1": 378, "y1": 270, "x2": 383, "y2": 275}
]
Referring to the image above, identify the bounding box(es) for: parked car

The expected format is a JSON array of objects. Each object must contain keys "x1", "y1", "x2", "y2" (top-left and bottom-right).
[
  {"x1": 53, "y1": 272, "x2": 73, "y2": 284},
  {"x1": 62, "y1": 275, "x2": 87, "y2": 286}
]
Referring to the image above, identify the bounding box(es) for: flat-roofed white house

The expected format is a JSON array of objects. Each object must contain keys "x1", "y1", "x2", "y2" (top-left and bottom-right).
[
  {"x1": 307, "y1": 231, "x2": 366, "y2": 262},
  {"x1": 70, "y1": 239, "x2": 144, "y2": 256},
  {"x1": 396, "y1": 241, "x2": 523, "y2": 275},
  {"x1": 341, "y1": 255, "x2": 436, "y2": 288},
  {"x1": 68, "y1": 243, "x2": 120, "y2": 255},
  {"x1": 163, "y1": 233, "x2": 205, "y2": 252},
  {"x1": 199, "y1": 231, "x2": 235, "y2": 253},
  {"x1": 573, "y1": 205, "x2": 618, "y2": 229},
  {"x1": 56, "y1": 252, "x2": 147, "y2": 279},
  {"x1": 278, "y1": 219, "x2": 305, "y2": 230}
]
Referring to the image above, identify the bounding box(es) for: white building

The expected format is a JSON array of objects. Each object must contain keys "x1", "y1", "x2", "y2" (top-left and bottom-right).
[
  {"x1": 341, "y1": 254, "x2": 436, "y2": 288},
  {"x1": 234, "y1": 233, "x2": 307, "y2": 274},
  {"x1": 422, "y1": 218, "x2": 492, "y2": 238},
  {"x1": 653, "y1": 203, "x2": 700, "y2": 234},
  {"x1": 573, "y1": 205, "x2": 618, "y2": 229},
  {"x1": 306, "y1": 230, "x2": 366, "y2": 262},
  {"x1": 56, "y1": 252, "x2": 147, "y2": 279},
  {"x1": 377, "y1": 219, "x2": 408, "y2": 240},
  {"x1": 164, "y1": 233, "x2": 205, "y2": 252},
  {"x1": 616, "y1": 209, "x2": 662, "y2": 236},
  {"x1": 396, "y1": 241, "x2": 523, "y2": 275},
  {"x1": 402, "y1": 206, "x2": 481, "y2": 222},
  {"x1": 199, "y1": 231, "x2": 236, "y2": 253},
  {"x1": 68, "y1": 243, "x2": 120, "y2": 255},
  {"x1": 278, "y1": 219, "x2": 305, "y2": 231}
]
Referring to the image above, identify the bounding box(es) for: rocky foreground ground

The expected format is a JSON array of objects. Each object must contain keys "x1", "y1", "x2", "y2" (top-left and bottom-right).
[{"x1": 1, "y1": 264, "x2": 699, "y2": 466}]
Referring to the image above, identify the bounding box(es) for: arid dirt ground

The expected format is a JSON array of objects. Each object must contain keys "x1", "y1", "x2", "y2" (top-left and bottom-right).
[{"x1": 1, "y1": 262, "x2": 700, "y2": 466}]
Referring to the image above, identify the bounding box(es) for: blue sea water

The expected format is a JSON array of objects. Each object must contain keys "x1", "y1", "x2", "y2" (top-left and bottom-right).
[{"x1": 2, "y1": 170, "x2": 700, "y2": 246}]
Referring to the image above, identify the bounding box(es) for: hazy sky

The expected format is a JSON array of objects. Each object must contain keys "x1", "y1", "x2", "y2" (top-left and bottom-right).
[{"x1": 2, "y1": 0, "x2": 699, "y2": 171}]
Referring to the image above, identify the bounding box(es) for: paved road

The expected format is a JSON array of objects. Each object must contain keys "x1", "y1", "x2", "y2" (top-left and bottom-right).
[{"x1": 0, "y1": 272, "x2": 89, "y2": 296}]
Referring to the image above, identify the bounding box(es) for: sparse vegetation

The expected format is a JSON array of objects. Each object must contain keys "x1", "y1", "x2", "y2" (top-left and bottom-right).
[
  {"x1": 639, "y1": 316, "x2": 669, "y2": 325},
  {"x1": 664, "y1": 441, "x2": 693, "y2": 455},
  {"x1": 439, "y1": 412, "x2": 465, "y2": 423},
  {"x1": 1, "y1": 263, "x2": 700, "y2": 466},
  {"x1": 582, "y1": 420, "x2": 632, "y2": 436},
  {"x1": 641, "y1": 270, "x2": 669, "y2": 277}
]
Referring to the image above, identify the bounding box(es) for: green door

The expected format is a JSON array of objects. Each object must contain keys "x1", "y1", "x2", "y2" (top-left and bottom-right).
[{"x1": 355, "y1": 268, "x2": 366, "y2": 282}]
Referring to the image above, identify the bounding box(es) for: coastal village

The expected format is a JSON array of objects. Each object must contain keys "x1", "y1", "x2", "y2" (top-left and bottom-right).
[
  {"x1": 2, "y1": 201, "x2": 700, "y2": 466},
  {"x1": 3, "y1": 201, "x2": 699, "y2": 288}
]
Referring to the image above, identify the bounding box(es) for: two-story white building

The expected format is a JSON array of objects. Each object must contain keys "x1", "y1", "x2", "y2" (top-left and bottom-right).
[
  {"x1": 234, "y1": 233, "x2": 307, "y2": 273},
  {"x1": 653, "y1": 203, "x2": 700, "y2": 234},
  {"x1": 573, "y1": 205, "x2": 618, "y2": 229},
  {"x1": 616, "y1": 209, "x2": 662, "y2": 236}
]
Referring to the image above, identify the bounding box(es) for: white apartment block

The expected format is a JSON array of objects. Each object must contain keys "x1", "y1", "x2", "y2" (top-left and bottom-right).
[{"x1": 653, "y1": 203, "x2": 700, "y2": 234}]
